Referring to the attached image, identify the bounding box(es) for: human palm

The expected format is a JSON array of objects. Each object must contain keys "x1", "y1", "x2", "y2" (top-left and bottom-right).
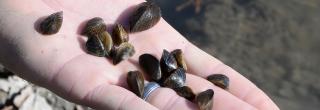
[{"x1": 0, "y1": 0, "x2": 279, "y2": 110}]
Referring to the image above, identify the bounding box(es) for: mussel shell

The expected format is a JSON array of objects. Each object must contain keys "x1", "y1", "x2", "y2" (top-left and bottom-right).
[
  {"x1": 127, "y1": 71, "x2": 145, "y2": 98},
  {"x1": 112, "y1": 23, "x2": 129, "y2": 46},
  {"x1": 113, "y1": 42, "x2": 135, "y2": 65},
  {"x1": 195, "y1": 89, "x2": 214, "y2": 110},
  {"x1": 163, "y1": 68, "x2": 186, "y2": 89},
  {"x1": 171, "y1": 49, "x2": 187, "y2": 71},
  {"x1": 97, "y1": 31, "x2": 113, "y2": 56},
  {"x1": 129, "y1": 1, "x2": 161, "y2": 33},
  {"x1": 82, "y1": 17, "x2": 107, "y2": 35},
  {"x1": 108, "y1": 46, "x2": 117, "y2": 59},
  {"x1": 139, "y1": 54, "x2": 162, "y2": 82},
  {"x1": 160, "y1": 49, "x2": 178, "y2": 79},
  {"x1": 86, "y1": 35, "x2": 106, "y2": 57},
  {"x1": 174, "y1": 86, "x2": 195, "y2": 101},
  {"x1": 207, "y1": 74, "x2": 229, "y2": 90},
  {"x1": 39, "y1": 11, "x2": 63, "y2": 35}
]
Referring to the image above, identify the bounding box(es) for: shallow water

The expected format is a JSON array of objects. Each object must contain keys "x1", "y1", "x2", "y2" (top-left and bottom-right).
[{"x1": 156, "y1": 0, "x2": 320, "y2": 109}]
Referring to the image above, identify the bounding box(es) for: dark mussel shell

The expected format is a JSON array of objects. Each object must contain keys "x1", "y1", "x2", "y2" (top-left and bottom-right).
[
  {"x1": 171, "y1": 49, "x2": 187, "y2": 71},
  {"x1": 160, "y1": 49, "x2": 178, "y2": 79},
  {"x1": 39, "y1": 11, "x2": 63, "y2": 35},
  {"x1": 113, "y1": 42, "x2": 135, "y2": 65},
  {"x1": 207, "y1": 74, "x2": 229, "y2": 90},
  {"x1": 86, "y1": 35, "x2": 106, "y2": 57},
  {"x1": 195, "y1": 89, "x2": 214, "y2": 110},
  {"x1": 97, "y1": 31, "x2": 113, "y2": 56},
  {"x1": 163, "y1": 68, "x2": 186, "y2": 89},
  {"x1": 129, "y1": 1, "x2": 161, "y2": 33},
  {"x1": 112, "y1": 23, "x2": 129, "y2": 46},
  {"x1": 174, "y1": 86, "x2": 195, "y2": 101},
  {"x1": 108, "y1": 46, "x2": 117, "y2": 59},
  {"x1": 127, "y1": 71, "x2": 145, "y2": 98},
  {"x1": 82, "y1": 17, "x2": 107, "y2": 35},
  {"x1": 139, "y1": 54, "x2": 162, "y2": 82}
]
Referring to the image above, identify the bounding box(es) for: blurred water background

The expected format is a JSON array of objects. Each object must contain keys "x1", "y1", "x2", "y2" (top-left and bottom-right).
[{"x1": 156, "y1": 0, "x2": 320, "y2": 109}]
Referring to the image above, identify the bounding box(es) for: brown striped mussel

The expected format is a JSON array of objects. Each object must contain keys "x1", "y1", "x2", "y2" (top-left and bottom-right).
[
  {"x1": 163, "y1": 68, "x2": 186, "y2": 89},
  {"x1": 139, "y1": 54, "x2": 162, "y2": 82},
  {"x1": 82, "y1": 17, "x2": 107, "y2": 35},
  {"x1": 86, "y1": 35, "x2": 107, "y2": 57},
  {"x1": 112, "y1": 23, "x2": 129, "y2": 46},
  {"x1": 171, "y1": 49, "x2": 188, "y2": 71},
  {"x1": 160, "y1": 49, "x2": 178, "y2": 79},
  {"x1": 97, "y1": 31, "x2": 113, "y2": 56},
  {"x1": 127, "y1": 71, "x2": 145, "y2": 98},
  {"x1": 86, "y1": 31, "x2": 113, "y2": 57},
  {"x1": 129, "y1": 1, "x2": 161, "y2": 33},
  {"x1": 195, "y1": 89, "x2": 214, "y2": 110},
  {"x1": 207, "y1": 74, "x2": 229, "y2": 90},
  {"x1": 174, "y1": 86, "x2": 195, "y2": 101},
  {"x1": 113, "y1": 42, "x2": 135, "y2": 65},
  {"x1": 39, "y1": 11, "x2": 63, "y2": 35}
]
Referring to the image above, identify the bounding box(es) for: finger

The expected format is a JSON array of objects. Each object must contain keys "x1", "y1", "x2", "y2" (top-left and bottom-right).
[
  {"x1": 146, "y1": 87, "x2": 198, "y2": 110},
  {"x1": 83, "y1": 84, "x2": 158, "y2": 110},
  {"x1": 144, "y1": 74, "x2": 257, "y2": 110},
  {"x1": 183, "y1": 43, "x2": 279, "y2": 110},
  {"x1": 185, "y1": 74, "x2": 257, "y2": 110}
]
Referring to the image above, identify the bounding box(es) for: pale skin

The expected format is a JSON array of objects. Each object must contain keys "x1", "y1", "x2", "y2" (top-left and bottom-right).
[{"x1": 0, "y1": 0, "x2": 279, "y2": 110}]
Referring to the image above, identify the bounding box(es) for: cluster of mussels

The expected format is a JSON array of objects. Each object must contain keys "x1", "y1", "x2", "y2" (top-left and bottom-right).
[
  {"x1": 82, "y1": 17, "x2": 135, "y2": 65},
  {"x1": 37, "y1": 1, "x2": 230, "y2": 110},
  {"x1": 128, "y1": 49, "x2": 229, "y2": 110},
  {"x1": 82, "y1": 1, "x2": 161, "y2": 64}
]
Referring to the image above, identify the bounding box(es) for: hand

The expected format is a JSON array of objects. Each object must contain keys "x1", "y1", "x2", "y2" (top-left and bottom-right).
[{"x1": 0, "y1": 0, "x2": 279, "y2": 110}]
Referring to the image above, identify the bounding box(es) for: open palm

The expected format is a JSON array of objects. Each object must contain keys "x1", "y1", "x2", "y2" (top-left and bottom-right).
[{"x1": 0, "y1": 0, "x2": 279, "y2": 110}]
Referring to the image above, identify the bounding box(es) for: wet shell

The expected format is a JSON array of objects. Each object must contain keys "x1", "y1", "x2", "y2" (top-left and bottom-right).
[
  {"x1": 112, "y1": 23, "x2": 129, "y2": 46},
  {"x1": 129, "y1": 1, "x2": 161, "y2": 33},
  {"x1": 207, "y1": 74, "x2": 229, "y2": 90},
  {"x1": 174, "y1": 86, "x2": 195, "y2": 101},
  {"x1": 39, "y1": 11, "x2": 63, "y2": 35},
  {"x1": 139, "y1": 54, "x2": 162, "y2": 82},
  {"x1": 113, "y1": 42, "x2": 135, "y2": 65},
  {"x1": 171, "y1": 49, "x2": 187, "y2": 71},
  {"x1": 82, "y1": 17, "x2": 107, "y2": 35},
  {"x1": 163, "y1": 68, "x2": 186, "y2": 89},
  {"x1": 195, "y1": 89, "x2": 214, "y2": 110},
  {"x1": 160, "y1": 49, "x2": 178, "y2": 79},
  {"x1": 127, "y1": 71, "x2": 145, "y2": 98},
  {"x1": 108, "y1": 46, "x2": 117, "y2": 59},
  {"x1": 86, "y1": 35, "x2": 106, "y2": 57},
  {"x1": 97, "y1": 31, "x2": 113, "y2": 56}
]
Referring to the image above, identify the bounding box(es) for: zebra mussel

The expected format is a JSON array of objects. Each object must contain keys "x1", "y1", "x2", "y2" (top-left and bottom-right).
[
  {"x1": 207, "y1": 74, "x2": 230, "y2": 90},
  {"x1": 129, "y1": 1, "x2": 161, "y2": 33},
  {"x1": 39, "y1": 11, "x2": 63, "y2": 35}
]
